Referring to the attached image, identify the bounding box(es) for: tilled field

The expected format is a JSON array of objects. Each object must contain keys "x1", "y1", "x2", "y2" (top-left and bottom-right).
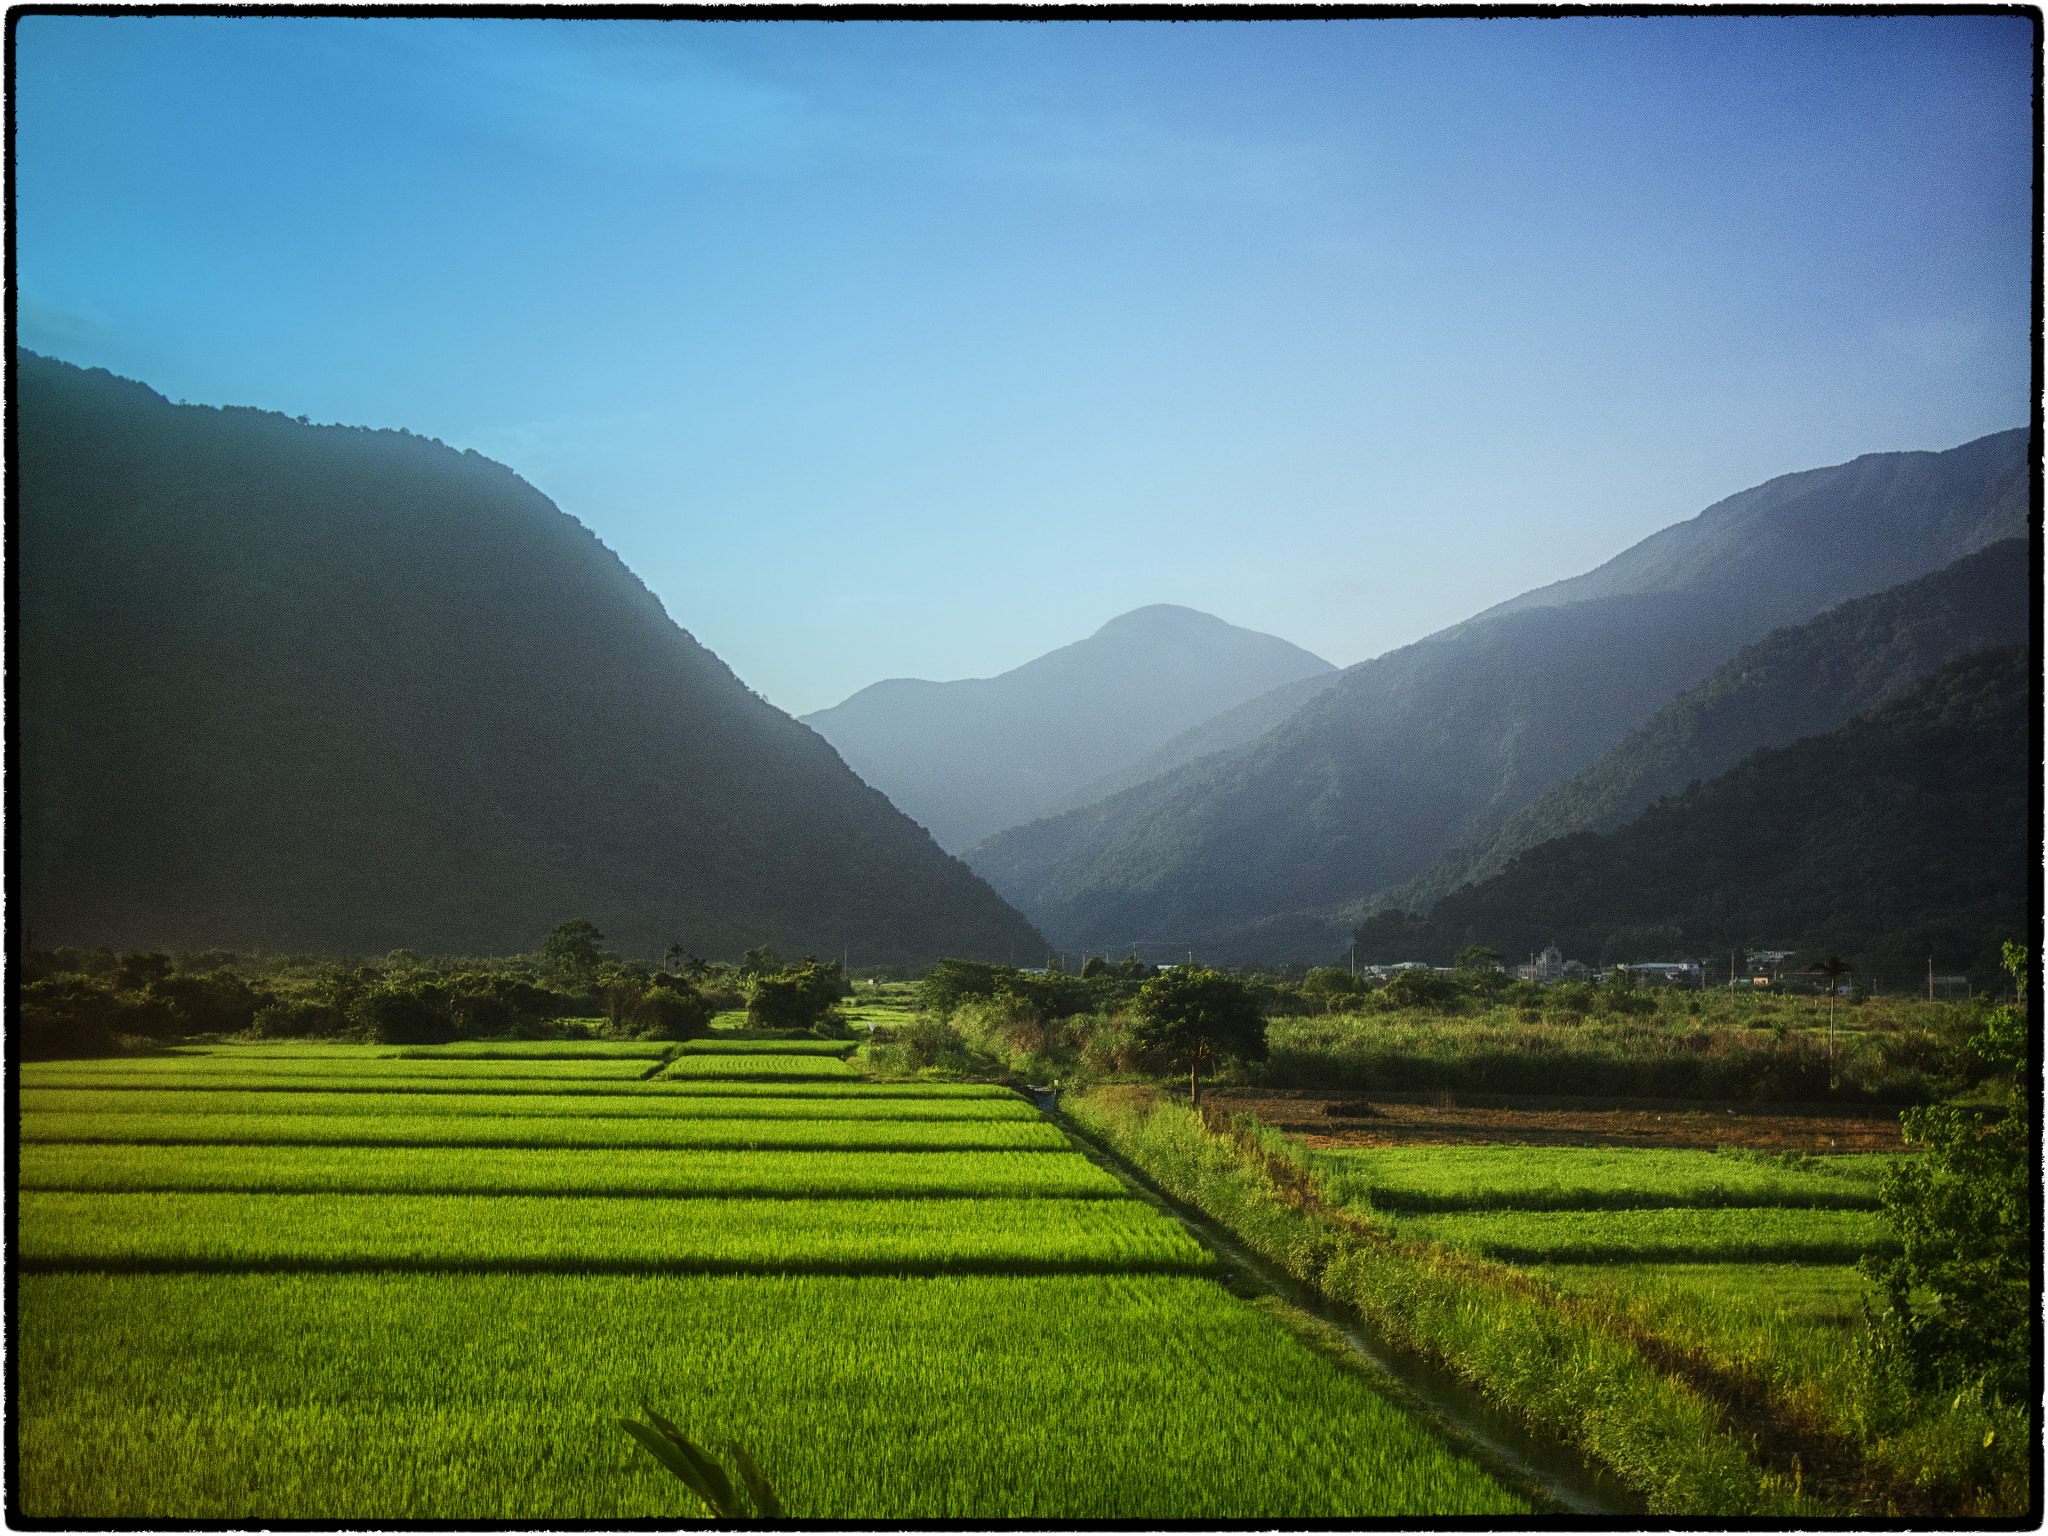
[{"x1": 1208, "y1": 1087, "x2": 1911, "y2": 1153}]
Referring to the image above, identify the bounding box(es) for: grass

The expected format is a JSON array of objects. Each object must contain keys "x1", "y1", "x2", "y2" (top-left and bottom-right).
[
  {"x1": 15, "y1": 1271, "x2": 1525, "y2": 1519},
  {"x1": 1314, "y1": 1145, "x2": 1889, "y2": 1213},
  {"x1": 19, "y1": 1088, "x2": 1035, "y2": 1123},
  {"x1": 1386, "y1": 1206, "x2": 1896, "y2": 1265},
  {"x1": 672, "y1": 1038, "x2": 855, "y2": 1056},
  {"x1": 18, "y1": 1192, "x2": 1210, "y2": 1274},
  {"x1": 18, "y1": 1144, "x2": 1131, "y2": 1200},
  {"x1": 20, "y1": 1110, "x2": 1071, "y2": 1152}
]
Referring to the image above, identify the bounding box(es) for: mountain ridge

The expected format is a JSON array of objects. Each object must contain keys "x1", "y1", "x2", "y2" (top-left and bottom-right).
[
  {"x1": 18, "y1": 350, "x2": 1046, "y2": 965},
  {"x1": 800, "y1": 603, "x2": 1333, "y2": 852},
  {"x1": 964, "y1": 429, "x2": 2032, "y2": 961}
]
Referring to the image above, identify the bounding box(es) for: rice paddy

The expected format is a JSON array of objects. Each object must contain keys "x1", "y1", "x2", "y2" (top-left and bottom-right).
[{"x1": 15, "y1": 1039, "x2": 1522, "y2": 1519}]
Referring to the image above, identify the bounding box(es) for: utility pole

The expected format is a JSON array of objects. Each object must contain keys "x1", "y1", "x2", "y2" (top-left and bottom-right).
[{"x1": 1928, "y1": 957, "x2": 1934, "y2": 1003}]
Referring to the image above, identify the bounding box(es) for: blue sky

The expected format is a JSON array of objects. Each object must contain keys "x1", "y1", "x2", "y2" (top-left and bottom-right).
[{"x1": 18, "y1": 15, "x2": 2035, "y2": 715}]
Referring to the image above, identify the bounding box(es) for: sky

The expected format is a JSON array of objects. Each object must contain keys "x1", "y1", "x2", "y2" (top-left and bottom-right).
[{"x1": 17, "y1": 14, "x2": 2036, "y2": 716}]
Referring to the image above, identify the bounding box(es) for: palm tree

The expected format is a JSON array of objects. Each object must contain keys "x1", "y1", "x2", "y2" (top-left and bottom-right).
[{"x1": 1808, "y1": 954, "x2": 1852, "y2": 1083}]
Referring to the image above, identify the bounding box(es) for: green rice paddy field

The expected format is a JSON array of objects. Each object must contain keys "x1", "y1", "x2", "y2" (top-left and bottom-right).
[
  {"x1": 1315, "y1": 1143, "x2": 1894, "y2": 1416},
  {"x1": 15, "y1": 1041, "x2": 1524, "y2": 1520}
]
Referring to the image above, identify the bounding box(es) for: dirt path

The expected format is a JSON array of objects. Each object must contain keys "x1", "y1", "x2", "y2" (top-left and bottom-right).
[{"x1": 1207, "y1": 1087, "x2": 1909, "y2": 1154}]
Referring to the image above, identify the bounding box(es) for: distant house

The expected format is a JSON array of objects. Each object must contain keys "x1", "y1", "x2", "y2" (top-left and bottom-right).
[
  {"x1": 1619, "y1": 961, "x2": 1703, "y2": 986},
  {"x1": 1512, "y1": 944, "x2": 1567, "y2": 983}
]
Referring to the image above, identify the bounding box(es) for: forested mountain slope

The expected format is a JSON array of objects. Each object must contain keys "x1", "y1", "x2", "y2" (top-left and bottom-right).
[
  {"x1": 1350, "y1": 645, "x2": 2032, "y2": 981},
  {"x1": 1376, "y1": 538, "x2": 2034, "y2": 914},
  {"x1": 1474, "y1": 430, "x2": 2029, "y2": 625},
  {"x1": 800, "y1": 605, "x2": 1333, "y2": 852},
  {"x1": 17, "y1": 351, "x2": 1045, "y2": 965},
  {"x1": 965, "y1": 432, "x2": 2031, "y2": 962}
]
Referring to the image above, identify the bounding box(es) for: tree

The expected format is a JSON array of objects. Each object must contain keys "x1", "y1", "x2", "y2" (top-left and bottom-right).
[
  {"x1": 1079, "y1": 957, "x2": 1109, "y2": 980},
  {"x1": 1808, "y1": 954, "x2": 1852, "y2": 1078},
  {"x1": 1453, "y1": 946, "x2": 1504, "y2": 973},
  {"x1": 738, "y1": 945, "x2": 785, "y2": 979},
  {"x1": 1861, "y1": 944, "x2": 2031, "y2": 1399},
  {"x1": 1130, "y1": 966, "x2": 1267, "y2": 1108},
  {"x1": 746, "y1": 960, "x2": 843, "y2": 1032},
  {"x1": 680, "y1": 954, "x2": 713, "y2": 984},
  {"x1": 543, "y1": 918, "x2": 607, "y2": 978}
]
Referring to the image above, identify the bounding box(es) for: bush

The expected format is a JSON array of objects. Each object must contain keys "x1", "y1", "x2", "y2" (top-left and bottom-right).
[
  {"x1": 248, "y1": 1000, "x2": 347, "y2": 1039},
  {"x1": 900, "y1": 1017, "x2": 967, "y2": 1069},
  {"x1": 745, "y1": 961, "x2": 843, "y2": 1032},
  {"x1": 351, "y1": 989, "x2": 455, "y2": 1045}
]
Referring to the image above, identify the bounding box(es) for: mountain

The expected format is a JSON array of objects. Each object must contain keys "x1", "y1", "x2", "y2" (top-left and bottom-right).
[
  {"x1": 965, "y1": 431, "x2": 2031, "y2": 962},
  {"x1": 1349, "y1": 645, "x2": 2031, "y2": 982},
  {"x1": 1375, "y1": 538, "x2": 2034, "y2": 914},
  {"x1": 799, "y1": 606, "x2": 1333, "y2": 852},
  {"x1": 1034, "y1": 669, "x2": 1344, "y2": 821},
  {"x1": 17, "y1": 351, "x2": 1045, "y2": 966}
]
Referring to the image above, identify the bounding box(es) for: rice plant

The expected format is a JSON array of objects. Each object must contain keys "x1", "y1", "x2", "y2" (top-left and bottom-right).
[
  {"x1": 19, "y1": 1144, "x2": 1127, "y2": 1200},
  {"x1": 19, "y1": 1110, "x2": 1069, "y2": 1153},
  {"x1": 15, "y1": 1272, "x2": 1525, "y2": 1519},
  {"x1": 20, "y1": 1088, "x2": 1034, "y2": 1124},
  {"x1": 19, "y1": 1191, "x2": 1210, "y2": 1275}
]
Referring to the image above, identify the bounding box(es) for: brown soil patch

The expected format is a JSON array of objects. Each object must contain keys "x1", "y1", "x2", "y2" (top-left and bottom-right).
[{"x1": 1206, "y1": 1087, "x2": 1908, "y2": 1154}]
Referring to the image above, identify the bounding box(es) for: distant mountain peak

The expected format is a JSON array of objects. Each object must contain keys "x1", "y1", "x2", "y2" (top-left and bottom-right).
[{"x1": 802, "y1": 606, "x2": 1334, "y2": 852}]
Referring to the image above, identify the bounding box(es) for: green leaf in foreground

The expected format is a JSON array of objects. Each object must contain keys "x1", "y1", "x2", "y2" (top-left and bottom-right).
[{"x1": 616, "y1": 1407, "x2": 782, "y2": 1519}]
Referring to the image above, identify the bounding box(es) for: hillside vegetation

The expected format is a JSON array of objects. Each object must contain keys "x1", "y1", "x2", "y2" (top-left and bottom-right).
[
  {"x1": 966, "y1": 432, "x2": 2029, "y2": 962},
  {"x1": 1379, "y1": 538, "x2": 2032, "y2": 911},
  {"x1": 17, "y1": 351, "x2": 1042, "y2": 965},
  {"x1": 1352, "y1": 646, "x2": 2029, "y2": 978}
]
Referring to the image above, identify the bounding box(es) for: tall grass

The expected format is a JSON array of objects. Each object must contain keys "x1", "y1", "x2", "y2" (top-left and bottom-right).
[
  {"x1": 1256, "y1": 1010, "x2": 1942, "y2": 1103},
  {"x1": 16, "y1": 1272, "x2": 1525, "y2": 1519}
]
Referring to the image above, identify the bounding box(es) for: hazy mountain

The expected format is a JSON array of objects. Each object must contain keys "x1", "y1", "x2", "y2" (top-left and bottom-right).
[
  {"x1": 1474, "y1": 429, "x2": 2029, "y2": 626},
  {"x1": 1035, "y1": 670, "x2": 1344, "y2": 821},
  {"x1": 799, "y1": 606, "x2": 1333, "y2": 852},
  {"x1": 1351, "y1": 646, "x2": 2030, "y2": 982},
  {"x1": 1375, "y1": 538, "x2": 2034, "y2": 914},
  {"x1": 18, "y1": 351, "x2": 1045, "y2": 966},
  {"x1": 965, "y1": 431, "x2": 2030, "y2": 962}
]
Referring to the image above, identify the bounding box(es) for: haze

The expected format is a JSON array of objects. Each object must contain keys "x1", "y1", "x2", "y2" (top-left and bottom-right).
[{"x1": 17, "y1": 14, "x2": 2031, "y2": 715}]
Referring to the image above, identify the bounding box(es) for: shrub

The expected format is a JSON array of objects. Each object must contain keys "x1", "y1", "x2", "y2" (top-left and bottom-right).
[
  {"x1": 248, "y1": 1000, "x2": 347, "y2": 1039},
  {"x1": 351, "y1": 989, "x2": 456, "y2": 1045},
  {"x1": 745, "y1": 961, "x2": 843, "y2": 1032}
]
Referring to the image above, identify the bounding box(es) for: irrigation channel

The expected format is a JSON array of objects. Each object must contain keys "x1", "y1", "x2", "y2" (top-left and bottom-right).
[{"x1": 1055, "y1": 1107, "x2": 1647, "y2": 1519}]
